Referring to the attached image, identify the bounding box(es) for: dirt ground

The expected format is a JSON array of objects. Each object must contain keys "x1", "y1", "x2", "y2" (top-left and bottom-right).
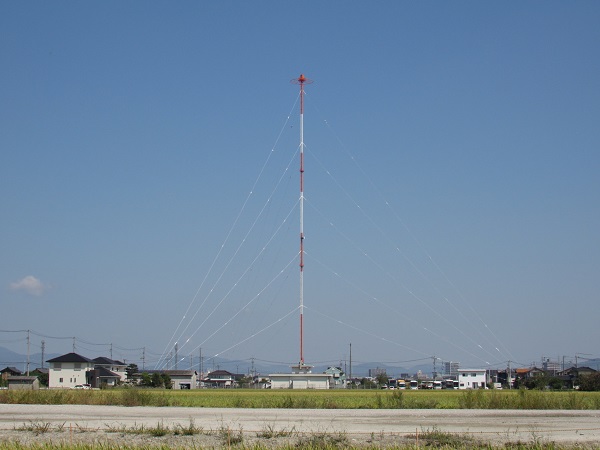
[{"x1": 1, "y1": 404, "x2": 599, "y2": 447}]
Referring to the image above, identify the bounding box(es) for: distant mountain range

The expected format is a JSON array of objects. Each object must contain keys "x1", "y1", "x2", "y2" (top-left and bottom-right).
[{"x1": 0, "y1": 346, "x2": 61, "y2": 371}]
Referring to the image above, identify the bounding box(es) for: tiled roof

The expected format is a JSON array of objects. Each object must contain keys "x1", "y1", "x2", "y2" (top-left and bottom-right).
[
  {"x1": 95, "y1": 367, "x2": 120, "y2": 378},
  {"x1": 93, "y1": 357, "x2": 117, "y2": 365},
  {"x1": 8, "y1": 376, "x2": 38, "y2": 383},
  {"x1": 46, "y1": 352, "x2": 93, "y2": 363},
  {"x1": 207, "y1": 370, "x2": 233, "y2": 376}
]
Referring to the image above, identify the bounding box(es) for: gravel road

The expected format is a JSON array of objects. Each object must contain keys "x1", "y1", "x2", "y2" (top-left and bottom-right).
[{"x1": 1, "y1": 404, "x2": 599, "y2": 447}]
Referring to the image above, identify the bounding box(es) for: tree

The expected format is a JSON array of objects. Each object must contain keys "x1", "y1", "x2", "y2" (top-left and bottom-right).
[
  {"x1": 376, "y1": 372, "x2": 389, "y2": 387},
  {"x1": 361, "y1": 378, "x2": 376, "y2": 389},
  {"x1": 151, "y1": 372, "x2": 163, "y2": 388},
  {"x1": 161, "y1": 373, "x2": 172, "y2": 389},
  {"x1": 140, "y1": 372, "x2": 152, "y2": 386},
  {"x1": 578, "y1": 373, "x2": 600, "y2": 391},
  {"x1": 547, "y1": 377, "x2": 564, "y2": 390},
  {"x1": 126, "y1": 363, "x2": 138, "y2": 380},
  {"x1": 36, "y1": 372, "x2": 49, "y2": 387}
]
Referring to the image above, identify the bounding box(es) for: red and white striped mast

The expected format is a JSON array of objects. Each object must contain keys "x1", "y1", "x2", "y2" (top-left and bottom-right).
[{"x1": 292, "y1": 73, "x2": 313, "y2": 366}]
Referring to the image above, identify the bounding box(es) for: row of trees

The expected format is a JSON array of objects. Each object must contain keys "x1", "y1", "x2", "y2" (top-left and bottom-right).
[{"x1": 137, "y1": 372, "x2": 172, "y2": 389}]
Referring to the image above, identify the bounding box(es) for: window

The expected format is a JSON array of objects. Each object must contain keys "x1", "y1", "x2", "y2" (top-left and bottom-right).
[
  {"x1": 59, "y1": 378, "x2": 63, "y2": 383},
  {"x1": 54, "y1": 363, "x2": 62, "y2": 370},
  {"x1": 74, "y1": 363, "x2": 81, "y2": 370},
  {"x1": 471, "y1": 373, "x2": 477, "y2": 377}
]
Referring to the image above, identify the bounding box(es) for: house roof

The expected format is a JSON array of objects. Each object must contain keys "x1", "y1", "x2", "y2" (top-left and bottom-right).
[
  {"x1": 46, "y1": 352, "x2": 94, "y2": 363},
  {"x1": 93, "y1": 357, "x2": 124, "y2": 366},
  {"x1": 7, "y1": 376, "x2": 38, "y2": 383},
  {"x1": 558, "y1": 366, "x2": 597, "y2": 376},
  {"x1": 207, "y1": 370, "x2": 234, "y2": 376},
  {"x1": 1, "y1": 367, "x2": 22, "y2": 375},
  {"x1": 574, "y1": 366, "x2": 597, "y2": 372},
  {"x1": 32, "y1": 367, "x2": 49, "y2": 374},
  {"x1": 95, "y1": 367, "x2": 121, "y2": 378}
]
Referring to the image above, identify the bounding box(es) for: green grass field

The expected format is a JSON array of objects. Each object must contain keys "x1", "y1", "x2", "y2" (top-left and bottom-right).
[{"x1": 2, "y1": 388, "x2": 600, "y2": 409}]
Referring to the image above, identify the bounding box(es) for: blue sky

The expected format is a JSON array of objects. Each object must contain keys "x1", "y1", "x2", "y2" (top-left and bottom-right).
[{"x1": 1, "y1": 2, "x2": 599, "y2": 373}]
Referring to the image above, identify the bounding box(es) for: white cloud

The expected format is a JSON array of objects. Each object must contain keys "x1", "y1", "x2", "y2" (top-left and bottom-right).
[{"x1": 10, "y1": 275, "x2": 48, "y2": 296}]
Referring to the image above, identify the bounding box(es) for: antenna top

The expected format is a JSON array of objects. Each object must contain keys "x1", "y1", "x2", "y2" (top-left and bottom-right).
[{"x1": 291, "y1": 74, "x2": 314, "y2": 85}]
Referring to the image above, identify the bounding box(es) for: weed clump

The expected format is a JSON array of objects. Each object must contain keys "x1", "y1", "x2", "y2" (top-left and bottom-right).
[{"x1": 296, "y1": 430, "x2": 349, "y2": 448}]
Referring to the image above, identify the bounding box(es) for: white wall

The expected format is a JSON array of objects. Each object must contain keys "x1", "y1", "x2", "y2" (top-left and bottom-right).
[
  {"x1": 48, "y1": 361, "x2": 94, "y2": 388},
  {"x1": 458, "y1": 370, "x2": 487, "y2": 389},
  {"x1": 270, "y1": 374, "x2": 331, "y2": 389}
]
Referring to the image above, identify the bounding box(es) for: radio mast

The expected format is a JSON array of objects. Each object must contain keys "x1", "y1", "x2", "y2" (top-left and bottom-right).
[{"x1": 291, "y1": 73, "x2": 313, "y2": 366}]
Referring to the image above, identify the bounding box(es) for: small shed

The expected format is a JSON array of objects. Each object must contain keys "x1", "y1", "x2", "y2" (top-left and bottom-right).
[{"x1": 7, "y1": 376, "x2": 40, "y2": 390}]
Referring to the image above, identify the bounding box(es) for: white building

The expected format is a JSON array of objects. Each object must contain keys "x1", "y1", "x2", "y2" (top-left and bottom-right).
[
  {"x1": 443, "y1": 361, "x2": 460, "y2": 378},
  {"x1": 47, "y1": 353, "x2": 95, "y2": 389},
  {"x1": 270, "y1": 364, "x2": 332, "y2": 389},
  {"x1": 458, "y1": 369, "x2": 488, "y2": 389}
]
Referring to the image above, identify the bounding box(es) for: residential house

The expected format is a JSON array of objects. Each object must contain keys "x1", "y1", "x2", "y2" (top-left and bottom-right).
[
  {"x1": 513, "y1": 367, "x2": 546, "y2": 387},
  {"x1": 324, "y1": 366, "x2": 346, "y2": 389},
  {"x1": 557, "y1": 366, "x2": 597, "y2": 389},
  {"x1": 46, "y1": 353, "x2": 95, "y2": 389},
  {"x1": 458, "y1": 369, "x2": 487, "y2": 389},
  {"x1": 203, "y1": 369, "x2": 236, "y2": 388},
  {"x1": 93, "y1": 357, "x2": 127, "y2": 385},
  {"x1": 558, "y1": 366, "x2": 597, "y2": 378},
  {"x1": 89, "y1": 366, "x2": 121, "y2": 388},
  {"x1": 1, "y1": 367, "x2": 22, "y2": 381}
]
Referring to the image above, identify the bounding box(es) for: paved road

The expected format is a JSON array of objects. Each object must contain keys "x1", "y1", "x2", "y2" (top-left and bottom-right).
[{"x1": 1, "y1": 404, "x2": 599, "y2": 445}]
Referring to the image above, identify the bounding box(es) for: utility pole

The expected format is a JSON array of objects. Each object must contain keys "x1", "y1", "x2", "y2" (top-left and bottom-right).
[
  {"x1": 174, "y1": 343, "x2": 178, "y2": 370},
  {"x1": 26, "y1": 330, "x2": 30, "y2": 375},
  {"x1": 41, "y1": 340, "x2": 46, "y2": 369},
  {"x1": 72, "y1": 337, "x2": 76, "y2": 353},
  {"x1": 507, "y1": 361, "x2": 512, "y2": 389},
  {"x1": 141, "y1": 347, "x2": 146, "y2": 370},
  {"x1": 199, "y1": 348, "x2": 203, "y2": 377},
  {"x1": 349, "y1": 343, "x2": 352, "y2": 389},
  {"x1": 110, "y1": 343, "x2": 113, "y2": 360}
]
